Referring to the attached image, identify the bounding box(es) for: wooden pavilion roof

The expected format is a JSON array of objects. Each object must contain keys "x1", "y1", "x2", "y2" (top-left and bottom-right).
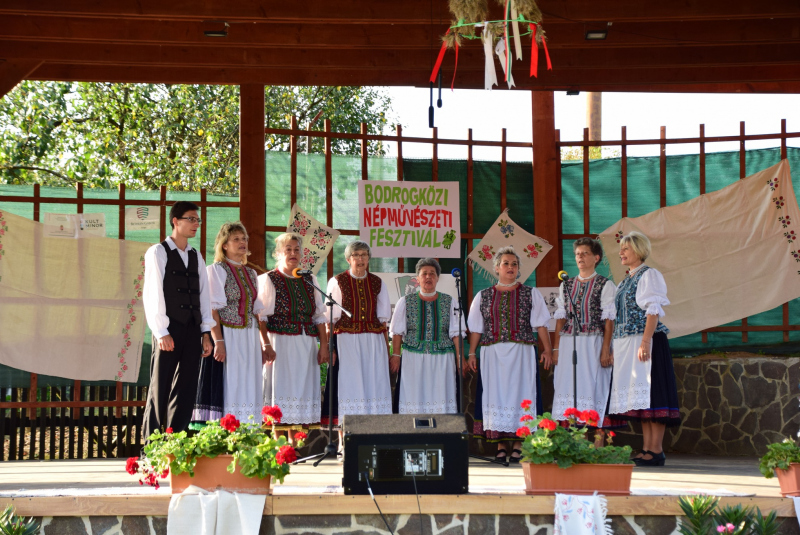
[{"x1": 2, "y1": 1, "x2": 800, "y2": 93}]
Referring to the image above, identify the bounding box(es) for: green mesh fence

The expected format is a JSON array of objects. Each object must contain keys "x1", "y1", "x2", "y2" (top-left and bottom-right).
[{"x1": 2, "y1": 146, "x2": 798, "y2": 386}]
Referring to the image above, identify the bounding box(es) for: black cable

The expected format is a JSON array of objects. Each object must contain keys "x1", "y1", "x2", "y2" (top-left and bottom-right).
[
  {"x1": 364, "y1": 471, "x2": 394, "y2": 535},
  {"x1": 408, "y1": 454, "x2": 424, "y2": 535}
]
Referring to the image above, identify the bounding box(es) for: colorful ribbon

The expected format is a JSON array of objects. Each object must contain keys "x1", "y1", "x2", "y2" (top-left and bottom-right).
[
  {"x1": 528, "y1": 23, "x2": 552, "y2": 78},
  {"x1": 429, "y1": 29, "x2": 451, "y2": 84}
]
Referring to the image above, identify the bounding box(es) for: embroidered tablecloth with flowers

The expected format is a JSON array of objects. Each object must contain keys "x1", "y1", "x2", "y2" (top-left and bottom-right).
[
  {"x1": 0, "y1": 210, "x2": 148, "y2": 382},
  {"x1": 599, "y1": 159, "x2": 800, "y2": 339},
  {"x1": 286, "y1": 204, "x2": 340, "y2": 276},
  {"x1": 467, "y1": 209, "x2": 552, "y2": 282}
]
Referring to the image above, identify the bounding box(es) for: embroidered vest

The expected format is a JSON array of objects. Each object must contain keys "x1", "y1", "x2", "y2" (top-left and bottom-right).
[
  {"x1": 479, "y1": 285, "x2": 537, "y2": 346},
  {"x1": 161, "y1": 241, "x2": 201, "y2": 325},
  {"x1": 402, "y1": 293, "x2": 455, "y2": 354},
  {"x1": 216, "y1": 262, "x2": 259, "y2": 329},
  {"x1": 265, "y1": 270, "x2": 319, "y2": 337},
  {"x1": 613, "y1": 265, "x2": 669, "y2": 339},
  {"x1": 333, "y1": 271, "x2": 386, "y2": 335},
  {"x1": 560, "y1": 275, "x2": 609, "y2": 336}
]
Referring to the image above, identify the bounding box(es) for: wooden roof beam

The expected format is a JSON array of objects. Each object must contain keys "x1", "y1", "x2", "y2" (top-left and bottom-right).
[
  {"x1": 0, "y1": 59, "x2": 43, "y2": 99},
  {"x1": 27, "y1": 62, "x2": 800, "y2": 89}
]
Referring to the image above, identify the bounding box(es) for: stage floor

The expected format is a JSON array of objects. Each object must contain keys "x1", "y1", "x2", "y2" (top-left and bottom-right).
[{"x1": 0, "y1": 454, "x2": 782, "y2": 497}]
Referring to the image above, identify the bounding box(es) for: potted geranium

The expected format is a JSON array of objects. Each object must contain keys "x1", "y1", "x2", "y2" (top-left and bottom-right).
[
  {"x1": 759, "y1": 438, "x2": 800, "y2": 496},
  {"x1": 126, "y1": 405, "x2": 303, "y2": 494},
  {"x1": 516, "y1": 401, "x2": 634, "y2": 495}
]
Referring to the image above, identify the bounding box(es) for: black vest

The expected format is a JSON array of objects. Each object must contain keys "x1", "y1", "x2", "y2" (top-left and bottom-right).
[{"x1": 161, "y1": 241, "x2": 202, "y2": 325}]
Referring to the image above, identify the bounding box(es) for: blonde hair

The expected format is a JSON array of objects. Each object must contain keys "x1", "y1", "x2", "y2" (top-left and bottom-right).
[
  {"x1": 620, "y1": 231, "x2": 651, "y2": 262},
  {"x1": 493, "y1": 245, "x2": 521, "y2": 270},
  {"x1": 272, "y1": 232, "x2": 303, "y2": 261},
  {"x1": 213, "y1": 222, "x2": 250, "y2": 264}
]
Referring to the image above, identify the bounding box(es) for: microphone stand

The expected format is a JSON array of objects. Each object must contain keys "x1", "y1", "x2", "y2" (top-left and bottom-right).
[
  {"x1": 293, "y1": 274, "x2": 352, "y2": 467},
  {"x1": 453, "y1": 269, "x2": 509, "y2": 467},
  {"x1": 562, "y1": 278, "x2": 581, "y2": 410}
]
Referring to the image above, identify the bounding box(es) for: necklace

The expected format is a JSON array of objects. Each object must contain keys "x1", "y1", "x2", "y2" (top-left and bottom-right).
[
  {"x1": 627, "y1": 263, "x2": 645, "y2": 276},
  {"x1": 420, "y1": 290, "x2": 437, "y2": 297},
  {"x1": 577, "y1": 271, "x2": 597, "y2": 281},
  {"x1": 496, "y1": 281, "x2": 518, "y2": 288}
]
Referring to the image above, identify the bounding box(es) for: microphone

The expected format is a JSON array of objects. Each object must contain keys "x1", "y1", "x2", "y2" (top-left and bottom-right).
[
  {"x1": 451, "y1": 268, "x2": 462, "y2": 278},
  {"x1": 557, "y1": 270, "x2": 570, "y2": 282},
  {"x1": 291, "y1": 268, "x2": 313, "y2": 278}
]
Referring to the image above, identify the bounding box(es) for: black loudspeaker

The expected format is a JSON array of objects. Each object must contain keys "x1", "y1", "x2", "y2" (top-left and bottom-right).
[{"x1": 342, "y1": 413, "x2": 469, "y2": 495}]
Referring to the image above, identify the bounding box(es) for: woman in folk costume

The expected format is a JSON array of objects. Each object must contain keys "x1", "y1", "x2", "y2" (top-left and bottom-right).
[
  {"x1": 389, "y1": 258, "x2": 466, "y2": 414},
  {"x1": 552, "y1": 238, "x2": 617, "y2": 443},
  {"x1": 191, "y1": 222, "x2": 266, "y2": 427},
  {"x1": 608, "y1": 231, "x2": 680, "y2": 467},
  {"x1": 322, "y1": 240, "x2": 392, "y2": 432},
  {"x1": 467, "y1": 246, "x2": 554, "y2": 463},
  {"x1": 257, "y1": 233, "x2": 329, "y2": 443}
]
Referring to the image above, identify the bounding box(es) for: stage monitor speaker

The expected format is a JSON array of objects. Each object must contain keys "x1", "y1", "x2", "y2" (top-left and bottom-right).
[{"x1": 342, "y1": 413, "x2": 469, "y2": 495}]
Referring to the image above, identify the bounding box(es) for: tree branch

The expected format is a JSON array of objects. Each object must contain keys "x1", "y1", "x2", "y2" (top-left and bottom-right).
[{"x1": 0, "y1": 165, "x2": 73, "y2": 183}]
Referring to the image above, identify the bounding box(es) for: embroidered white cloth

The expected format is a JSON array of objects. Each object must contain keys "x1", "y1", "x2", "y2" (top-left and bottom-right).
[
  {"x1": 553, "y1": 492, "x2": 611, "y2": 535},
  {"x1": 167, "y1": 485, "x2": 265, "y2": 535},
  {"x1": 598, "y1": 159, "x2": 800, "y2": 339},
  {"x1": 0, "y1": 210, "x2": 148, "y2": 382},
  {"x1": 467, "y1": 209, "x2": 552, "y2": 282},
  {"x1": 286, "y1": 204, "x2": 340, "y2": 276},
  {"x1": 792, "y1": 496, "x2": 800, "y2": 525}
]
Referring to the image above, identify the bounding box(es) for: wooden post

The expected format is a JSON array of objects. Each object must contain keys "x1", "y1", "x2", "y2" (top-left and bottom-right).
[
  {"x1": 239, "y1": 84, "x2": 266, "y2": 267},
  {"x1": 532, "y1": 91, "x2": 561, "y2": 286}
]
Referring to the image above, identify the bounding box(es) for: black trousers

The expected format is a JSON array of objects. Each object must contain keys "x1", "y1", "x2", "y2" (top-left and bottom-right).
[{"x1": 141, "y1": 319, "x2": 203, "y2": 439}]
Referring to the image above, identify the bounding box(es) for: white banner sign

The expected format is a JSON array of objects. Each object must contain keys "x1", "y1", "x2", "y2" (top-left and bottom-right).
[
  {"x1": 358, "y1": 181, "x2": 461, "y2": 258},
  {"x1": 125, "y1": 206, "x2": 159, "y2": 231},
  {"x1": 44, "y1": 213, "x2": 106, "y2": 238}
]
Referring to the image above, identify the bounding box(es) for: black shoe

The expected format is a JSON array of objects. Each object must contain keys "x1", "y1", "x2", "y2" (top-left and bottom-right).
[
  {"x1": 495, "y1": 449, "x2": 508, "y2": 462},
  {"x1": 509, "y1": 448, "x2": 522, "y2": 464},
  {"x1": 634, "y1": 451, "x2": 665, "y2": 467}
]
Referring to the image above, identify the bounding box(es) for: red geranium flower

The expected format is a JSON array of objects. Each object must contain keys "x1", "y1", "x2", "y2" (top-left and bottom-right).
[
  {"x1": 538, "y1": 418, "x2": 557, "y2": 431},
  {"x1": 294, "y1": 431, "x2": 308, "y2": 441},
  {"x1": 580, "y1": 410, "x2": 600, "y2": 426},
  {"x1": 220, "y1": 414, "x2": 240, "y2": 432},
  {"x1": 165, "y1": 427, "x2": 173, "y2": 434},
  {"x1": 520, "y1": 399, "x2": 533, "y2": 410},
  {"x1": 520, "y1": 414, "x2": 534, "y2": 422},
  {"x1": 276, "y1": 445, "x2": 297, "y2": 465},
  {"x1": 262, "y1": 405, "x2": 283, "y2": 425},
  {"x1": 161, "y1": 468, "x2": 169, "y2": 478},
  {"x1": 608, "y1": 431, "x2": 616, "y2": 437},
  {"x1": 125, "y1": 457, "x2": 139, "y2": 475},
  {"x1": 563, "y1": 408, "x2": 581, "y2": 419},
  {"x1": 516, "y1": 426, "x2": 531, "y2": 438}
]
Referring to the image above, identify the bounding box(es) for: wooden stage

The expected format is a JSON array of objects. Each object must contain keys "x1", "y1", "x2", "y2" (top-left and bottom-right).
[{"x1": 0, "y1": 454, "x2": 794, "y2": 519}]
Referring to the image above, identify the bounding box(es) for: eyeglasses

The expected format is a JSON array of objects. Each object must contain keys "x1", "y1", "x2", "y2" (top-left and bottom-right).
[
  {"x1": 350, "y1": 252, "x2": 370, "y2": 259},
  {"x1": 179, "y1": 217, "x2": 203, "y2": 224}
]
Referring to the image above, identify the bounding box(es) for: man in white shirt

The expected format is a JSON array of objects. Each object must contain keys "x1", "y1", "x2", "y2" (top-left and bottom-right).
[{"x1": 141, "y1": 201, "x2": 215, "y2": 438}]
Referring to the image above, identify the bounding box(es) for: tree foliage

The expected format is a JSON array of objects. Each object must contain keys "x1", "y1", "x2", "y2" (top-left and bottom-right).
[{"x1": 0, "y1": 83, "x2": 393, "y2": 194}]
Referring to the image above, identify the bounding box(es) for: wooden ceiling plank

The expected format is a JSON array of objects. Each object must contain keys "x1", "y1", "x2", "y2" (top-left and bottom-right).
[
  {"x1": 1, "y1": 0, "x2": 798, "y2": 23},
  {"x1": 4, "y1": 15, "x2": 800, "y2": 50},
  {"x1": 0, "y1": 59, "x2": 44, "y2": 98}
]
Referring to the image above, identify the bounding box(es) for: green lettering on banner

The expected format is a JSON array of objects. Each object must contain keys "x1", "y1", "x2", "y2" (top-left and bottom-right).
[
  {"x1": 421, "y1": 229, "x2": 432, "y2": 248},
  {"x1": 369, "y1": 228, "x2": 377, "y2": 247},
  {"x1": 383, "y1": 185, "x2": 392, "y2": 205},
  {"x1": 410, "y1": 188, "x2": 418, "y2": 205},
  {"x1": 392, "y1": 187, "x2": 401, "y2": 204},
  {"x1": 364, "y1": 184, "x2": 373, "y2": 205},
  {"x1": 435, "y1": 188, "x2": 443, "y2": 206},
  {"x1": 401, "y1": 188, "x2": 410, "y2": 204},
  {"x1": 433, "y1": 229, "x2": 442, "y2": 247},
  {"x1": 373, "y1": 185, "x2": 383, "y2": 203},
  {"x1": 376, "y1": 227, "x2": 385, "y2": 247}
]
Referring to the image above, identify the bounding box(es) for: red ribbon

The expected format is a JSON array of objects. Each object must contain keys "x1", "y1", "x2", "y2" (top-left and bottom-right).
[
  {"x1": 451, "y1": 42, "x2": 459, "y2": 90},
  {"x1": 429, "y1": 29, "x2": 451, "y2": 84},
  {"x1": 528, "y1": 23, "x2": 552, "y2": 77},
  {"x1": 529, "y1": 23, "x2": 538, "y2": 78}
]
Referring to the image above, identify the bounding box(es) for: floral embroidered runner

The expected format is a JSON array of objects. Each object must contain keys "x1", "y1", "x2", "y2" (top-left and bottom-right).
[
  {"x1": 553, "y1": 492, "x2": 611, "y2": 535},
  {"x1": 0, "y1": 210, "x2": 148, "y2": 382},
  {"x1": 286, "y1": 204, "x2": 340, "y2": 276},
  {"x1": 467, "y1": 209, "x2": 552, "y2": 282},
  {"x1": 599, "y1": 159, "x2": 800, "y2": 339}
]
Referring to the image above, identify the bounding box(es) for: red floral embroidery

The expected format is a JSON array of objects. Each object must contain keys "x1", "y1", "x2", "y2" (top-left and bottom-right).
[
  {"x1": 780, "y1": 215, "x2": 792, "y2": 228},
  {"x1": 774, "y1": 196, "x2": 786, "y2": 209},
  {"x1": 786, "y1": 231, "x2": 797, "y2": 243},
  {"x1": 767, "y1": 176, "x2": 779, "y2": 191},
  {"x1": 117, "y1": 255, "x2": 145, "y2": 381}
]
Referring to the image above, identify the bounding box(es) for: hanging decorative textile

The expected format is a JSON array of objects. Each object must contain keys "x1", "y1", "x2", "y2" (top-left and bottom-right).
[
  {"x1": 553, "y1": 492, "x2": 612, "y2": 535},
  {"x1": 495, "y1": 38, "x2": 515, "y2": 88},
  {"x1": 481, "y1": 25, "x2": 498, "y2": 90},
  {"x1": 467, "y1": 209, "x2": 551, "y2": 282},
  {"x1": 598, "y1": 160, "x2": 800, "y2": 339},
  {"x1": 286, "y1": 204, "x2": 340, "y2": 276}
]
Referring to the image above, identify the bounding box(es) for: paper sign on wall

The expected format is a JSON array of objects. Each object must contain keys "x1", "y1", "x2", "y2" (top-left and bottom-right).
[
  {"x1": 43, "y1": 213, "x2": 106, "y2": 238},
  {"x1": 125, "y1": 206, "x2": 159, "y2": 231},
  {"x1": 358, "y1": 181, "x2": 461, "y2": 258}
]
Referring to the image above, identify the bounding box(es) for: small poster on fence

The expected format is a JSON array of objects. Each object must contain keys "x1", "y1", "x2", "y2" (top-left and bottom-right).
[
  {"x1": 125, "y1": 206, "x2": 159, "y2": 231},
  {"x1": 44, "y1": 213, "x2": 106, "y2": 238},
  {"x1": 358, "y1": 181, "x2": 461, "y2": 258},
  {"x1": 78, "y1": 213, "x2": 106, "y2": 238}
]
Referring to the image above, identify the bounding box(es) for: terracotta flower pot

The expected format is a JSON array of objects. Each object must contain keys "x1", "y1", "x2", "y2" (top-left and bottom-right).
[
  {"x1": 774, "y1": 463, "x2": 800, "y2": 497},
  {"x1": 169, "y1": 454, "x2": 272, "y2": 495},
  {"x1": 521, "y1": 461, "x2": 633, "y2": 496}
]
